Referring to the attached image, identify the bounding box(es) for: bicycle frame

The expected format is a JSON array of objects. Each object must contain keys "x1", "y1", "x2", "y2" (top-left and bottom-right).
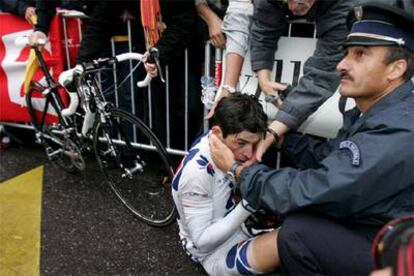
[{"x1": 27, "y1": 48, "x2": 77, "y2": 143}]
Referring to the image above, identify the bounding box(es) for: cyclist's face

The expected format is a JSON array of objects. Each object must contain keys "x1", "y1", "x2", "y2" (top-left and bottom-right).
[
  {"x1": 222, "y1": 131, "x2": 261, "y2": 163},
  {"x1": 286, "y1": 0, "x2": 316, "y2": 16}
]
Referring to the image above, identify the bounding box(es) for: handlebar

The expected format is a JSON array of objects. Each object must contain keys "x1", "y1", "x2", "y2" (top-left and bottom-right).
[
  {"x1": 15, "y1": 36, "x2": 46, "y2": 47},
  {"x1": 59, "y1": 50, "x2": 161, "y2": 117}
]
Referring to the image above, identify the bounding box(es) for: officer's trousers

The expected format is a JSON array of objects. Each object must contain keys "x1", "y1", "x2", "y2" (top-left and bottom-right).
[{"x1": 278, "y1": 212, "x2": 374, "y2": 275}]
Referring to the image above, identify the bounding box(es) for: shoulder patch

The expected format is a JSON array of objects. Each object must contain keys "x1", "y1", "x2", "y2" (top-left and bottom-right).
[
  {"x1": 339, "y1": 140, "x2": 361, "y2": 166},
  {"x1": 197, "y1": 155, "x2": 215, "y2": 176}
]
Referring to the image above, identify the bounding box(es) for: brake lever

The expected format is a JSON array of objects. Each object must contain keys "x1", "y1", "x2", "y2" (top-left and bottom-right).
[{"x1": 147, "y1": 48, "x2": 165, "y2": 83}]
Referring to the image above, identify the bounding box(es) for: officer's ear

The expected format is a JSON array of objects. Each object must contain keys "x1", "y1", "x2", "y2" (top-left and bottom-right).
[
  {"x1": 387, "y1": 58, "x2": 408, "y2": 82},
  {"x1": 211, "y1": 125, "x2": 224, "y2": 140}
]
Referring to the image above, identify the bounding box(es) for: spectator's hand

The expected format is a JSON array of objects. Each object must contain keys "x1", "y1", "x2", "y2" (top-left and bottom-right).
[
  {"x1": 28, "y1": 31, "x2": 47, "y2": 47},
  {"x1": 204, "y1": 89, "x2": 230, "y2": 120},
  {"x1": 143, "y1": 52, "x2": 158, "y2": 78},
  {"x1": 208, "y1": 15, "x2": 225, "y2": 49},
  {"x1": 259, "y1": 79, "x2": 287, "y2": 108},
  {"x1": 25, "y1": 7, "x2": 36, "y2": 25},
  {"x1": 209, "y1": 133, "x2": 235, "y2": 172}
]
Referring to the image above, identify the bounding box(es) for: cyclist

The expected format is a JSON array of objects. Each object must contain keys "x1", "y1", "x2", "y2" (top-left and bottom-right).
[{"x1": 172, "y1": 93, "x2": 280, "y2": 275}]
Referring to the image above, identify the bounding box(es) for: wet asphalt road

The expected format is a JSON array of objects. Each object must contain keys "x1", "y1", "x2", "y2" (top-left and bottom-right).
[{"x1": 0, "y1": 142, "x2": 205, "y2": 275}]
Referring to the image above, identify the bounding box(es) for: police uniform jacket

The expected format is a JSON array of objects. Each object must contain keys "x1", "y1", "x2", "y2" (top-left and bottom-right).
[
  {"x1": 250, "y1": 0, "x2": 360, "y2": 130},
  {"x1": 239, "y1": 81, "x2": 414, "y2": 240}
]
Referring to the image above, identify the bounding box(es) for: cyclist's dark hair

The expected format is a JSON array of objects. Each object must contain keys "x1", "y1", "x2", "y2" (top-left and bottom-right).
[
  {"x1": 211, "y1": 93, "x2": 268, "y2": 138},
  {"x1": 384, "y1": 46, "x2": 414, "y2": 81}
]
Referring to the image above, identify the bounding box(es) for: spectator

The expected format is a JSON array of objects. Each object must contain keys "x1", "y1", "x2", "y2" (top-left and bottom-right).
[
  {"x1": 209, "y1": 2, "x2": 414, "y2": 274},
  {"x1": 172, "y1": 93, "x2": 280, "y2": 275},
  {"x1": 251, "y1": 0, "x2": 361, "y2": 159}
]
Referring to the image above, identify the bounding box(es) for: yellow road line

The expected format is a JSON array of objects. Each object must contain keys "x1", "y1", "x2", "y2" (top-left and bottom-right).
[{"x1": 0, "y1": 166, "x2": 43, "y2": 276}]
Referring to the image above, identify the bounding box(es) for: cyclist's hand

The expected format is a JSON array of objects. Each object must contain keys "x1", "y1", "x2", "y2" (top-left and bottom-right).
[
  {"x1": 204, "y1": 89, "x2": 231, "y2": 120},
  {"x1": 29, "y1": 31, "x2": 47, "y2": 47},
  {"x1": 208, "y1": 16, "x2": 225, "y2": 49},
  {"x1": 209, "y1": 133, "x2": 235, "y2": 172},
  {"x1": 25, "y1": 7, "x2": 36, "y2": 25}
]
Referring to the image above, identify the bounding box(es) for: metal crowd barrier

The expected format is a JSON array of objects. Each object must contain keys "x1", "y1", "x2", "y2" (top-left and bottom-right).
[{"x1": 108, "y1": 20, "x2": 195, "y2": 156}]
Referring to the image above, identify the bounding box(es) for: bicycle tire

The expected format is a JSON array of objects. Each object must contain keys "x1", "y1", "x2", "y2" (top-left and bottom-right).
[
  {"x1": 26, "y1": 84, "x2": 84, "y2": 172},
  {"x1": 93, "y1": 108, "x2": 176, "y2": 226}
]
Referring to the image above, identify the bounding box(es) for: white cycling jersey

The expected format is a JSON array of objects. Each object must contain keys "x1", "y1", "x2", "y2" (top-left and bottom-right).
[{"x1": 171, "y1": 133, "x2": 253, "y2": 269}]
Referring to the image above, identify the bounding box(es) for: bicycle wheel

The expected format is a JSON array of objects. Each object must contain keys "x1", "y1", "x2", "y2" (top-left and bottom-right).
[
  {"x1": 93, "y1": 108, "x2": 176, "y2": 226},
  {"x1": 26, "y1": 84, "x2": 85, "y2": 172}
]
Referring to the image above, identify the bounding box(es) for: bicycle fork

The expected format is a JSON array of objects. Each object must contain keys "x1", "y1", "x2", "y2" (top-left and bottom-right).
[{"x1": 99, "y1": 114, "x2": 145, "y2": 179}]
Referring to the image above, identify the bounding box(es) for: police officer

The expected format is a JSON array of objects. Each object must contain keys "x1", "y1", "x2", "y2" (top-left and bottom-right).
[{"x1": 209, "y1": 2, "x2": 414, "y2": 274}]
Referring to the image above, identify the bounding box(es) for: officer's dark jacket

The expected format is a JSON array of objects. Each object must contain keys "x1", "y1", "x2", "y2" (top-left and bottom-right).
[
  {"x1": 250, "y1": 0, "x2": 360, "y2": 130},
  {"x1": 240, "y1": 81, "x2": 414, "y2": 240}
]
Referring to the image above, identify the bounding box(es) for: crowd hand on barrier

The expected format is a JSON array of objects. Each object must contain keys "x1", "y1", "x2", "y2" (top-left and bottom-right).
[
  {"x1": 196, "y1": 2, "x2": 225, "y2": 48},
  {"x1": 257, "y1": 69, "x2": 288, "y2": 108},
  {"x1": 24, "y1": 7, "x2": 36, "y2": 26},
  {"x1": 28, "y1": 31, "x2": 47, "y2": 48},
  {"x1": 208, "y1": 16, "x2": 226, "y2": 49},
  {"x1": 143, "y1": 51, "x2": 158, "y2": 78}
]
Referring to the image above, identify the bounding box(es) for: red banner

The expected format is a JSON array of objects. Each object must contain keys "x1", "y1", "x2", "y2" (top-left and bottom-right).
[{"x1": 0, "y1": 13, "x2": 82, "y2": 123}]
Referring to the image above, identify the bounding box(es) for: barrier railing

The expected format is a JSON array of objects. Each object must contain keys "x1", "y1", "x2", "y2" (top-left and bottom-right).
[{"x1": 1, "y1": 13, "x2": 347, "y2": 157}]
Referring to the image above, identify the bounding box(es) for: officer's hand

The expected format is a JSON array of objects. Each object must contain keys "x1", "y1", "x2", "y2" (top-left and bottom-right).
[
  {"x1": 256, "y1": 121, "x2": 289, "y2": 161},
  {"x1": 208, "y1": 15, "x2": 225, "y2": 49},
  {"x1": 28, "y1": 31, "x2": 47, "y2": 47},
  {"x1": 255, "y1": 134, "x2": 275, "y2": 162},
  {"x1": 209, "y1": 133, "x2": 235, "y2": 172}
]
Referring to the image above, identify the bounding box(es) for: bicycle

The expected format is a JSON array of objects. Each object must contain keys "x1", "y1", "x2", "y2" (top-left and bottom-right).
[{"x1": 17, "y1": 37, "x2": 176, "y2": 226}]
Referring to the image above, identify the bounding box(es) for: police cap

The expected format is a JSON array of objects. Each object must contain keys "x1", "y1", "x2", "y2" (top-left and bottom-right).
[{"x1": 345, "y1": 2, "x2": 414, "y2": 52}]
